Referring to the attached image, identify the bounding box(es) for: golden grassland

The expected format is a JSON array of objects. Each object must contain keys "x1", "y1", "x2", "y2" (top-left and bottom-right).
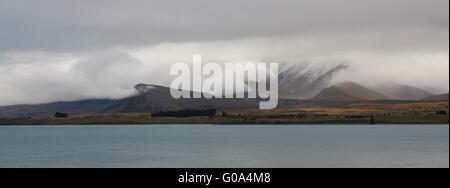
[
  {"x1": 1, "y1": 101, "x2": 448, "y2": 125},
  {"x1": 227, "y1": 101, "x2": 449, "y2": 116}
]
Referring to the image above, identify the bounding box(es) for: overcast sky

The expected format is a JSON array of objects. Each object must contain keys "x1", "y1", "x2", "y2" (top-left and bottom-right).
[{"x1": 0, "y1": 0, "x2": 448, "y2": 105}]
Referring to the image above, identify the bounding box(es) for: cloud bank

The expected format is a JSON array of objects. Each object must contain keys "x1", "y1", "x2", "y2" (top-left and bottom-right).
[{"x1": 0, "y1": 0, "x2": 448, "y2": 105}]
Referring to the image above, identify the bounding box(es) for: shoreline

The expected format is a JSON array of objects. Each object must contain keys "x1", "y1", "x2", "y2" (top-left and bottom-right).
[
  {"x1": 1, "y1": 114, "x2": 448, "y2": 126},
  {"x1": 0, "y1": 124, "x2": 449, "y2": 127}
]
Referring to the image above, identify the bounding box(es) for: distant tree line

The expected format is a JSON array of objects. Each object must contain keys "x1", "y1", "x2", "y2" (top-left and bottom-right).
[
  {"x1": 55, "y1": 112, "x2": 68, "y2": 118},
  {"x1": 151, "y1": 109, "x2": 216, "y2": 117}
]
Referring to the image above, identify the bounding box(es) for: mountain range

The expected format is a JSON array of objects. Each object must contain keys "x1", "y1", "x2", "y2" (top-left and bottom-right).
[
  {"x1": 0, "y1": 78, "x2": 447, "y2": 119},
  {"x1": 0, "y1": 84, "x2": 303, "y2": 119}
]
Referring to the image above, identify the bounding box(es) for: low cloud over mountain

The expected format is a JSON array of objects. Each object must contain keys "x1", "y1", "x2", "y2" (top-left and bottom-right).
[{"x1": 0, "y1": 0, "x2": 448, "y2": 106}]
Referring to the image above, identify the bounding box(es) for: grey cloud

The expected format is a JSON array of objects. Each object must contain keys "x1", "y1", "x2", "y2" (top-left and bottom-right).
[{"x1": 0, "y1": 0, "x2": 448, "y2": 52}]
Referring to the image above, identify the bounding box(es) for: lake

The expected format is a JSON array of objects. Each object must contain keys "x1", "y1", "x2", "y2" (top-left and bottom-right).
[{"x1": 0, "y1": 125, "x2": 448, "y2": 168}]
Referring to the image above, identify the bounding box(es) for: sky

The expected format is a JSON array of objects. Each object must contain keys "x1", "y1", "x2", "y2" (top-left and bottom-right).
[{"x1": 0, "y1": 0, "x2": 448, "y2": 105}]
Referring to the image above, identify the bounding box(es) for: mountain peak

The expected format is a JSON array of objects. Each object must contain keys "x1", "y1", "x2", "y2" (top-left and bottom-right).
[
  {"x1": 423, "y1": 93, "x2": 449, "y2": 101},
  {"x1": 374, "y1": 83, "x2": 434, "y2": 100},
  {"x1": 278, "y1": 64, "x2": 348, "y2": 99},
  {"x1": 312, "y1": 81, "x2": 392, "y2": 101},
  {"x1": 134, "y1": 83, "x2": 164, "y2": 93}
]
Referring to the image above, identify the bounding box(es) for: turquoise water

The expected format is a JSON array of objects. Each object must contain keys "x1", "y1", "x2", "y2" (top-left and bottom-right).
[{"x1": 0, "y1": 125, "x2": 448, "y2": 168}]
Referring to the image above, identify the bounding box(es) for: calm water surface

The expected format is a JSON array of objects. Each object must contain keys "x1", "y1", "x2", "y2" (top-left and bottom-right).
[{"x1": 0, "y1": 125, "x2": 448, "y2": 168}]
